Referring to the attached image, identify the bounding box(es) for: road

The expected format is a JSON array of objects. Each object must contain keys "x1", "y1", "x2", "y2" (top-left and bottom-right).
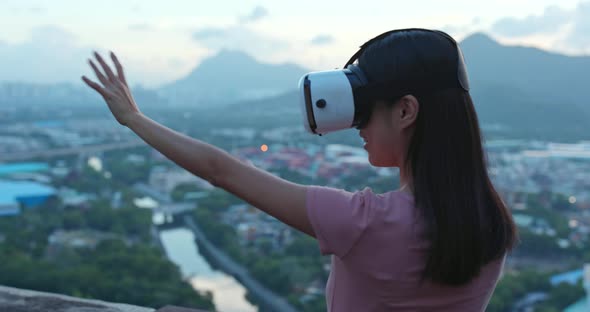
[{"x1": 0, "y1": 140, "x2": 145, "y2": 162}]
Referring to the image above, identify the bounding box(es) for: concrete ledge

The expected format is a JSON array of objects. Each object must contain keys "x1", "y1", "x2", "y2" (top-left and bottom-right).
[
  {"x1": 0, "y1": 285, "x2": 155, "y2": 312},
  {"x1": 156, "y1": 306, "x2": 210, "y2": 312}
]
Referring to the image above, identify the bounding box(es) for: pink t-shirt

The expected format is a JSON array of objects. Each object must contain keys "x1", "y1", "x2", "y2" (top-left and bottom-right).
[{"x1": 306, "y1": 186, "x2": 505, "y2": 312}]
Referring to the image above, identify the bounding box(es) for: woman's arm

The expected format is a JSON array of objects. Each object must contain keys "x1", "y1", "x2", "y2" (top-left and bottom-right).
[{"x1": 82, "y1": 52, "x2": 315, "y2": 237}]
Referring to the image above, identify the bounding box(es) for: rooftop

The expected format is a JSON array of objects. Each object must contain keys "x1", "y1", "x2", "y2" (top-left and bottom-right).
[
  {"x1": 550, "y1": 269, "x2": 583, "y2": 286},
  {"x1": 0, "y1": 179, "x2": 55, "y2": 205},
  {"x1": 0, "y1": 162, "x2": 49, "y2": 176}
]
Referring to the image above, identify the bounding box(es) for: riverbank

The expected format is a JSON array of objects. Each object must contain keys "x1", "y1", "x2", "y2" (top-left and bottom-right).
[
  {"x1": 159, "y1": 228, "x2": 257, "y2": 312},
  {"x1": 183, "y1": 215, "x2": 300, "y2": 312}
]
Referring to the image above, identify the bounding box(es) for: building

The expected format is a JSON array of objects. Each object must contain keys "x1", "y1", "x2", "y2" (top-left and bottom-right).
[
  {"x1": 0, "y1": 194, "x2": 19, "y2": 216},
  {"x1": 59, "y1": 188, "x2": 93, "y2": 208},
  {"x1": 0, "y1": 180, "x2": 56, "y2": 216},
  {"x1": 149, "y1": 166, "x2": 213, "y2": 193},
  {"x1": 0, "y1": 162, "x2": 49, "y2": 178},
  {"x1": 550, "y1": 269, "x2": 583, "y2": 287}
]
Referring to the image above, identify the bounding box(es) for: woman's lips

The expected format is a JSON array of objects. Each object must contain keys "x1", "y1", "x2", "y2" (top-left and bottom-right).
[{"x1": 360, "y1": 134, "x2": 368, "y2": 149}]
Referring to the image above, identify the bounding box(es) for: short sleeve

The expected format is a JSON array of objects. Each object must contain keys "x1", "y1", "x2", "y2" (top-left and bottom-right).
[{"x1": 306, "y1": 186, "x2": 375, "y2": 258}]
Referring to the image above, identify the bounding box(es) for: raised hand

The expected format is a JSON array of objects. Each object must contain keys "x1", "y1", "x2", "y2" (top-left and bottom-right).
[
  {"x1": 82, "y1": 51, "x2": 141, "y2": 126},
  {"x1": 81, "y1": 53, "x2": 313, "y2": 240}
]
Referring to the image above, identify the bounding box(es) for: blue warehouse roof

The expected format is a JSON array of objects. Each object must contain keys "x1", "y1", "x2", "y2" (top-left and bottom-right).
[
  {"x1": 0, "y1": 163, "x2": 50, "y2": 176},
  {"x1": 0, "y1": 180, "x2": 56, "y2": 206}
]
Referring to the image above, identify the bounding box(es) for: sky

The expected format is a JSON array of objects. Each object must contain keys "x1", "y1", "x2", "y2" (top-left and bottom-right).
[{"x1": 0, "y1": 0, "x2": 588, "y2": 87}]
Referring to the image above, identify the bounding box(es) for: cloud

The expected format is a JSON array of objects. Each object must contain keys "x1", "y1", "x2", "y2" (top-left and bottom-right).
[
  {"x1": 0, "y1": 26, "x2": 92, "y2": 84},
  {"x1": 441, "y1": 24, "x2": 475, "y2": 36},
  {"x1": 238, "y1": 6, "x2": 269, "y2": 24},
  {"x1": 491, "y1": 5, "x2": 568, "y2": 37},
  {"x1": 310, "y1": 34, "x2": 334, "y2": 46},
  {"x1": 192, "y1": 25, "x2": 291, "y2": 57},
  {"x1": 562, "y1": 1, "x2": 590, "y2": 49},
  {"x1": 193, "y1": 27, "x2": 229, "y2": 40},
  {"x1": 29, "y1": 7, "x2": 46, "y2": 14},
  {"x1": 128, "y1": 23, "x2": 155, "y2": 32},
  {"x1": 440, "y1": 17, "x2": 486, "y2": 40},
  {"x1": 0, "y1": 25, "x2": 171, "y2": 86},
  {"x1": 192, "y1": 7, "x2": 292, "y2": 59},
  {"x1": 168, "y1": 58, "x2": 186, "y2": 69},
  {"x1": 490, "y1": 1, "x2": 590, "y2": 54},
  {"x1": 30, "y1": 25, "x2": 78, "y2": 45},
  {"x1": 191, "y1": 6, "x2": 306, "y2": 64}
]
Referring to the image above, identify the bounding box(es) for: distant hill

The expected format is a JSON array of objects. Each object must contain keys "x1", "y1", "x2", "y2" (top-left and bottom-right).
[
  {"x1": 199, "y1": 34, "x2": 590, "y2": 141},
  {"x1": 158, "y1": 50, "x2": 308, "y2": 107},
  {"x1": 0, "y1": 34, "x2": 587, "y2": 141},
  {"x1": 0, "y1": 82, "x2": 164, "y2": 108},
  {"x1": 461, "y1": 33, "x2": 590, "y2": 115},
  {"x1": 458, "y1": 33, "x2": 589, "y2": 140}
]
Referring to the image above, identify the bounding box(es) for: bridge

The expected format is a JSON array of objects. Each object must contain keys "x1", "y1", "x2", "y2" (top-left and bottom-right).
[
  {"x1": 0, "y1": 140, "x2": 145, "y2": 162},
  {"x1": 153, "y1": 202, "x2": 196, "y2": 215},
  {"x1": 133, "y1": 183, "x2": 199, "y2": 225}
]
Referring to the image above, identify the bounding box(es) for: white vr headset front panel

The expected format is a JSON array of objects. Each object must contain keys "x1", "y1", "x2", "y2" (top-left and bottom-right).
[{"x1": 298, "y1": 69, "x2": 355, "y2": 135}]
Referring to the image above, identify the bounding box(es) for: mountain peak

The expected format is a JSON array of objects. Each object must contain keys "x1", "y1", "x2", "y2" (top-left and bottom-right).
[
  {"x1": 460, "y1": 32, "x2": 499, "y2": 48},
  {"x1": 159, "y1": 48, "x2": 309, "y2": 106},
  {"x1": 212, "y1": 49, "x2": 254, "y2": 60},
  {"x1": 198, "y1": 49, "x2": 259, "y2": 68}
]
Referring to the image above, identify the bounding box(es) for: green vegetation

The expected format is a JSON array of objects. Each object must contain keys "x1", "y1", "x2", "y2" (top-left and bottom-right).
[
  {"x1": 0, "y1": 166, "x2": 215, "y2": 311},
  {"x1": 487, "y1": 269, "x2": 585, "y2": 312},
  {"x1": 192, "y1": 190, "x2": 327, "y2": 312},
  {"x1": 0, "y1": 239, "x2": 214, "y2": 309},
  {"x1": 510, "y1": 193, "x2": 584, "y2": 261},
  {"x1": 191, "y1": 186, "x2": 590, "y2": 312},
  {"x1": 4, "y1": 104, "x2": 588, "y2": 311},
  {"x1": 487, "y1": 270, "x2": 551, "y2": 312}
]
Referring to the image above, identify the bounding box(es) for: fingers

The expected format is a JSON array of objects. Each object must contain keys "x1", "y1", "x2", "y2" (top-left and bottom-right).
[
  {"x1": 82, "y1": 76, "x2": 108, "y2": 98},
  {"x1": 94, "y1": 51, "x2": 117, "y2": 83},
  {"x1": 110, "y1": 52, "x2": 128, "y2": 86},
  {"x1": 88, "y1": 59, "x2": 110, "y2": 86}
]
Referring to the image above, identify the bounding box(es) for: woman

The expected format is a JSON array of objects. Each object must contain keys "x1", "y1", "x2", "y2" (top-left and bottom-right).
[{"x1": 83, "y1": 28, "x2": 517, "y2": 311}]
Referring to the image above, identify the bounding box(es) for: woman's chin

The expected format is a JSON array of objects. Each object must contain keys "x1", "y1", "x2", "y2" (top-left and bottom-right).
[
  {"x1": 368, "y1": 156, "x2": 397, "y2": 168},
  {"x1": 368, "y1": 156, "x2": 381, "y2": 167}
]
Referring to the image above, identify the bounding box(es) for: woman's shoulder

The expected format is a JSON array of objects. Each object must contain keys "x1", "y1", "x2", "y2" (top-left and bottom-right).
[
  {"x1": 305, "y1": 185, "x2": 419, "y2": 258},
  {"x1": 307, "y1": 185, "x2": 415, "y2": 214},
  {"x1": 361, "y1": 187, "x2": 415, "y2": 212}
]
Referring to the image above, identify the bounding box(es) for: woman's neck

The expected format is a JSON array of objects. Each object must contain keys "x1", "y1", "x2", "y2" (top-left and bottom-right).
[{"x1": 399, "y1": 167, "x2": 414, "y2": 196}]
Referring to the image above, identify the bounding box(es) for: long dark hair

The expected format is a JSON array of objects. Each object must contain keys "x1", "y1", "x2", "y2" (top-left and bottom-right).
[{"x1": 358, "y1": 30, "x2": 517, "y2": 286}]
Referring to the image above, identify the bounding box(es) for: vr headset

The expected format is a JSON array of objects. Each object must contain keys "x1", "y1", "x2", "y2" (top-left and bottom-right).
[{"x1": 298, "y1": 28, "x2": 470, "y2": 136}]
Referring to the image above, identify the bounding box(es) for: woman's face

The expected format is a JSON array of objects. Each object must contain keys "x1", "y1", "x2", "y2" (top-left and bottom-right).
[
  {"x1": 359, "y1": 97, "x2": 418, "y2": 168},
  {"x1": 359, "y1": 101, "x2": 399, "y2": 167}
]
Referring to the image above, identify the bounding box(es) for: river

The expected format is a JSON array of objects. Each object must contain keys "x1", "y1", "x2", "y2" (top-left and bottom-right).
[{"x1": 160, "y1": 227, "x2": 258, "y2": 312}]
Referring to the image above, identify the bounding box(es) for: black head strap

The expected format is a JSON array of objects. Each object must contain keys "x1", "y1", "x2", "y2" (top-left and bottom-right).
[{"x1": 344, "y1": 28, "x2": 470, "y2": 92}]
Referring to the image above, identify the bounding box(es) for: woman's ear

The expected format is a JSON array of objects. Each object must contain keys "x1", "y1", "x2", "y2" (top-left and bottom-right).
[{"x1": 397, "y1": 95, "x2": 419, "y2": 129}]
